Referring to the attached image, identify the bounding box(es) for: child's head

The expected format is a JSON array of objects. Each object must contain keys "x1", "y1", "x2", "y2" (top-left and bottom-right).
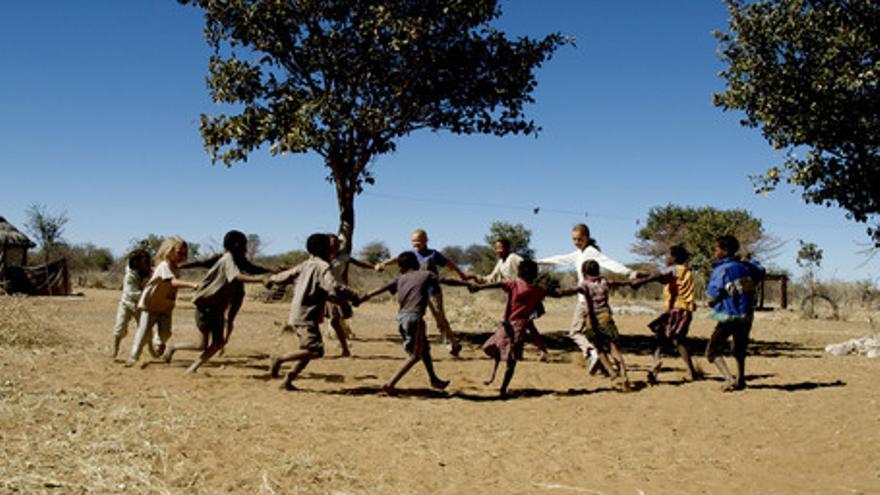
[
  {"x1": 128, "y1": 249, "x2": 151, "y2": 274},
  {"x1": 571, "y1": 224, "x2": 591, "y2": 250},
  {"x1": 581, "y1": 259, "x2": 600, "y2": 277},
  {"x1": 667, "y1": 244, "x2": 690, "y2": 265},
  {"x1": 397, "y1": 251, "x2": 419, "y2": 272},
  {"x1": 517, "y1": 258, "x2": 538, "y2": 283},
  {"x1": 223, "y1": 230, "x2": 248, "y2": 258},
  {"x1": 411, "y1": 229, "x2": 428, "y2": 251},
  {"x1": 493, "y1": 238, "x2": 511, "y2": 258},
  {"x1": 306, "y1": 233, "x2": 332, "y2": 259},
  {"x1": 327, "y1": 234, "x2": 341, "y2": 259},
  {"x1": 156, "y1": 236, "x2": 188, "y2": 266},
  {"x1": 714, "y1": 235, "x2": 740, "y2": 260}
]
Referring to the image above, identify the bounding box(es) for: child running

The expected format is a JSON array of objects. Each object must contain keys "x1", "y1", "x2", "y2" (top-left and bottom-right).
[
  {"x1": 111, "y1": 249, "x2": 151, "y2": 359},
  {"x1": 706, "y1": 235, "x2": 765, "y2": 392},
  {"x1": 267, "y1": 234, "x2": 361, "y2": 391},
  {"x1": 162, "y1": 230, "x2": 272, "y2": 373},
  {"x1": 633, "y1": 245, "x2": 700, "y2": 383},
  {"x1": 469, "y1": 258, "x2": 555, "y2": 398},
  {"x1": 361, "y1": 251, "x2": 469, "y2": 395},
  {"x1": 125, "y1": 237, "x2": 198, "y2": 367},
  {"x1": 537, "y1": 224, "x2": 638, "y2": 374},
  {"x1": 375, "y1": 228, "x2": 470, "y2": 357},
  {"x1": 557, "y1": 260, "x2": 633, "y2": 391}
]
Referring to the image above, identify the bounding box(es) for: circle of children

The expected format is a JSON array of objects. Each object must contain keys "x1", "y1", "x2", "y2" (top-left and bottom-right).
[{"x1": 111, "y1": 224, "x2": 764, "y2": 397}]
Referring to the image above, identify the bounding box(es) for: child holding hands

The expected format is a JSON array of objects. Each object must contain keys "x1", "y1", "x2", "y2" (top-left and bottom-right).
[
  {"x1": 361, "y1": 251, "x2": 470, "y2": 395},
  {"x1": 111, "y1": 249, "x2": 151, "y2": 359},
  {"x1": 557, "y1": 260, "x2": 633, "y2": 391}
]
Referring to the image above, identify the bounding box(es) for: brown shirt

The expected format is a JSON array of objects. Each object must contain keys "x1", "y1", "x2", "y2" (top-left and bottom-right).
[
  {"x1": 191, "y1": 252, "x2": 241, "y2": 310},
  {"x1": 271, "y1": 256, "x2": 357, "y2": 326}
]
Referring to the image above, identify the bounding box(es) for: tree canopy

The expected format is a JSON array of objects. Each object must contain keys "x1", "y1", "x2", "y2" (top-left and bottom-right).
[
  {"x1": 714, "y1": 0, "x2": 880, "y2": 245},
  {"x1": 634, "y1": 204, "x2": 774, "y2": 276},
  {"x1": 24, "y1": 204, "x2": 68, "y2": 264},
  {"x1": 179, "y1": 0, "x2": 569, "y2": 251}
]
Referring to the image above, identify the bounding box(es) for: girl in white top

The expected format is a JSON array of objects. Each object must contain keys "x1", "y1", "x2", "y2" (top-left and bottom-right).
[
  {"x1": 537, "y1": 224, "x2": 637, "y2": 371},
  {"x1": 125, "y1": 237, "x2": 198, "y2": 367}
]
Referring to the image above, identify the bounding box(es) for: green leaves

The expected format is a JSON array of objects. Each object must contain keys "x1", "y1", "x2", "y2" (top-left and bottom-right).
[{"x1": 715, "y1": 0, "x2": 880, "y2": 245}]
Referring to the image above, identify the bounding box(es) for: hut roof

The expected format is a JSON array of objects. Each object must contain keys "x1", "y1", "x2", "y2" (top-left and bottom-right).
[{"x1": 0, "y1": 216, "x2": 36, "y2": 248}]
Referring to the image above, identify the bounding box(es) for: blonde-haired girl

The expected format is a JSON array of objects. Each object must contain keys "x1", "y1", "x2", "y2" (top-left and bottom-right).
[{"x1": 125, "y1": 237, "x2": 198, "y2": 367}]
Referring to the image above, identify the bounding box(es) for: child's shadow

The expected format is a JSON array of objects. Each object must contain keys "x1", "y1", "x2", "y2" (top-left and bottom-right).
[{"x1": 747, "y1": 379, "x2": 845, "y2": 392}]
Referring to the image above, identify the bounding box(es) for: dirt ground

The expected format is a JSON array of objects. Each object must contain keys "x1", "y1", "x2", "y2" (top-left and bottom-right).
[{"x1": 2, "y1": 288, "x2": 879, "y2": 494}]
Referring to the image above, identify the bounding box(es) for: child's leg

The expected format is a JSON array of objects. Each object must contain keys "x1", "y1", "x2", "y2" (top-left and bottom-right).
[
  {"x1": 706, "y1": 322, "x2": 736, "y2": 390},
  {"x1": 329, "y1": 315, "x2": 351, "y2": 357},
  {"x1": 731, "y1": 321, "x2": 751, "y2": 389},
  {"x1": 384, "y1": 354, "x2": 421, "y2": 394},
  {"x1": 527, "y1": 322, "x2": 550, "y2": 361},
  {"x1": 499, "y1": 361, "x2": 517, "y2": 398},
  {"x1": 427, "y1": 292, "x2": 461, "y2": 355},
  {"x1": 149, "y1": 313, "x2": 172, "y2": 358},
  {"x1": 414, "y1": 321, "x2": 449, "y2": 389},
  {"x1": 484, "y1": 358, "x2": 501, "y2": 385},
  {"x1": 273, "y1": 325, "x2": 324, "y2": 389},
  {"x1": 126, "y1": 311, "x2": 155, "y2": 365},
  {"x1": 607, "y1": 341, "x2": 630, "y2": 389},
  {"x1": 186, "y1": 326, "x2": 226, "y2": 374},
  {"x1": 164, "y1": 331, "x2": 208, "y2": 363},
  {"x1": 112, "y1": 304, "x2": 136, "y2": 358},
  {"x1": 672, "y1": 337, "x2": 699, "y2": 380}
]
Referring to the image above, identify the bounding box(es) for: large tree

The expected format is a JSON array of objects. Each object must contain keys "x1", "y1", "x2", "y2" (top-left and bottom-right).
[
  {"x1": 634, "y1": 204, "x2": 776, "y2": 276},
  {"x1": 178, "y1": 0, "x2": 569, "y2": 252},
  {"x1": 714, "y1": 0, "x2": 880, "y2": 245}
]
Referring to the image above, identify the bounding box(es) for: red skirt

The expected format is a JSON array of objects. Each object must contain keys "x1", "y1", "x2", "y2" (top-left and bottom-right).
[
  {"x1": 482, "y1": 320, "x2": 532, "y2": 364},
  {"x1": 648, "y1": 308, "x2": 693, "y2": 339}
]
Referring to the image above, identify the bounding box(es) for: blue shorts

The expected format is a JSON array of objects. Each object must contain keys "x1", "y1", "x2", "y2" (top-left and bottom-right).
[{"x1": 397, "y1": 312, "x2": 428, "y2": 357}]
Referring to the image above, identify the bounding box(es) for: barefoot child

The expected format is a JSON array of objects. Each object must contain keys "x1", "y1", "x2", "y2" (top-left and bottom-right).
[
  {"x1": 325, "y1": 234, "x2": 374, "y2": 357},
  {"x1": 125, "y1": 237, "x2": 198, "y2": 367},
  {"x1": 375, "y1": 228, "x2": 470, "y2": 357},
  {"x1": 162, "y1": 230, "x2": 272, "y2": 373},
  {"x1": 469, "y1": 258, "x2": 555, "y2": 398},
  {"x1": 361, "y1": 251, "x2": 469, "y2": 395},
  {"x1": 633, "y1": 245, "x2": 699, "y2": 383},
  {"x1": 706, "y1": 235, "x2": 765, "y2": 392},
  {"x1": 111, "y1": 249, "x2": 151, "y2": 359},
  {"x1": 557, "y1": 260, "x2": 633, "y2": 391},
  {"x1": 267, "y1": 234, "x2": 361, "y2": 391}
]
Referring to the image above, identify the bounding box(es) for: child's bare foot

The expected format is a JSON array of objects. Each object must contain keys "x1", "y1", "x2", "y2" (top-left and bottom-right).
[
  {"x1": 430, "y1": 378, "x2": 450, "y2": 390},
  {"x1": 381, "y1": 384, "x2": 397, "y2": 396},
  {"x1": 162, "y1": 348, "x2": 174, "y2": 364},
  {"x1": 449, "y1": 342, "x2": 462, "y2": 358},
  {"x1": 499, "y1": 388, "x2": 511, "y2": 400},
  {"x1": 538, "y1": 351, "x2": 550, "y2": 362},
  {"x1": 139, "y1": 360, "x2": 152, "y2": 370},
  {"x1": 483, "y1": 378, "x2": 494, "y2": 386},
  {"x1": 646, "y1": 370, "x2": 658, "y2": 386},
  {"x1": 688, "y1": 369, "x2": 704, "y2": 381},
  {"x1": 280, "y1": 381, "x2": 298, "y2": 391},
  {"x1": 621, "y1": 380, "x2": 633, "y2": 393},
  {"x1": 720, "y1": 380, "x2": 738, "y2": 392},
  {"x1": 268, "y1": 357, "x2": 282, "y2": 378},
  {"x1": 339, "y1": 350, "x2": 351, "y2": 358},
  {"x1": 124, "y1": 359, "x2": 136, "y2": 368}
]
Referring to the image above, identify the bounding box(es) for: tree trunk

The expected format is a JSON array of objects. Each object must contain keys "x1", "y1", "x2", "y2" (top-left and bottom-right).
[{"x1": 336, "y1": 183, "x2": 356, "y2": 256}]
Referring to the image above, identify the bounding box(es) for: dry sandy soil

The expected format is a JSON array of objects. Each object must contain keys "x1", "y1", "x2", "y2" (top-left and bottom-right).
[{"x1": 1, "y1": 287, "x2": 879, "y2": 494}]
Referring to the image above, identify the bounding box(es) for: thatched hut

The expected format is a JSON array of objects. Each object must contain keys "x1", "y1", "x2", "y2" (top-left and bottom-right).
[{"x1": 0, "y1": 216, "x2": 36, "y2": 282}]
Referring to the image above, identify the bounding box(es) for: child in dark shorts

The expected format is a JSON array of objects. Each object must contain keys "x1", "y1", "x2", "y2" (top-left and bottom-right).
[
  {"x1": 469, "y1": 258, "x2": 559, "y2": 398},
  {"x1": 705, "y1": 235, "x2": 765, "y2": 392},
  {"x1": 558, "y1": 260, "x2": 634, "y2": 392},
  {"x1": 161, "y1": 230, "x2": 272, "y2": 374},
  {"x1": 633, "y1": 245, "x2": 700, "y2": 383},
  {"x1": 361, "y1": 251, "x2": 470, "y2": 396},
  {"x1": 267, "y1": 234, "x2": 361, "y2": 391}
]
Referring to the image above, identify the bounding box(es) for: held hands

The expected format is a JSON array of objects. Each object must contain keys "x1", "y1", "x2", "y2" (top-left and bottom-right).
[
  {"x1": 373, "y1": 262, "x2": 385, "y2": 272},
  {"x1": 467, "y1": 282, "x2": 482, "y2": 293}
]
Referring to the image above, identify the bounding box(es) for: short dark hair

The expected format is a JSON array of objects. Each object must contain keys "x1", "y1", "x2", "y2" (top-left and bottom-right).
[
  {"x1": 716, "y1": 235, "x2": 740, "y2": 256},
  {"x1": 223, "y1": 230, "x2": 248, "y2": 252},
  {"x1": 397, "y1": 251, "x2": 419, "y2": 271},
  {"x1": 494, "y1": 238, "x2": 511, "y2": 250},
  {"x1": 517, "y1": 258, "x2": 537, "y2": 282},
  {"x1": 669, "y1": 244, "x2": 690, "y2": 263},
  {"x1": 306, "y1": 233, "x2": 331, "y2": 257},
  {"x1": 581, "y1": 259, "x2": 600, "y2": 277},
  {"x1": 127, "y1": 249, "x2": 150, "y2": 269}
]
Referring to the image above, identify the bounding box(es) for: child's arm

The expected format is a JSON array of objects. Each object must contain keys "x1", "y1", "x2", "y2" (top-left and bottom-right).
[
  {"x1": 234, "y1": 273, "x2": 271, "y2": 284},
  {"x1": 178, "y1": 254, "x2": 222, "y2": 270},
  {"x1": 631, "y1": 271, "x2": 671, "y2": 289},
  {"x1": 171, "y1": 277, "x2": 199, "y2": 289},
  {"x1": 536, "y1": 251, "x2": 578, "y2": 266},
  {"x1": 374, "y1": 257, "x2": 397, "y2": 272},
  {"x1": 467, "y1": 281, "x2": 505, "y2": 293},
  {"x1": 438, "y1": 277, "x2": 474, "y2": 289},
  {"x1": 359, "y1": 281, "x2": 396, "y2": 304},
  {"x1": 550, "y1": 286, "x2": 583, "y2": 298},
  {"x1": 443, "y1": 260, "x2": 470, "y2": 281},
  {"x1": 267, "y1": 265, "x2": 302, "y2": 287},
  {"x1": 348, "y1": 256, "x2": 375, "y2": 270}
]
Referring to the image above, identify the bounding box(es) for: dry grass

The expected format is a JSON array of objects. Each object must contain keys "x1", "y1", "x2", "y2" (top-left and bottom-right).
[{"x1": 0, "y1": 296, "x2": 68, "y2": 348}]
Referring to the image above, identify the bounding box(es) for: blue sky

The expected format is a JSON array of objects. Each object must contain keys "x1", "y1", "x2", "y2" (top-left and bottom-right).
[{"x1": 0, "y1": 1, "x2": 875, "y2": 281}]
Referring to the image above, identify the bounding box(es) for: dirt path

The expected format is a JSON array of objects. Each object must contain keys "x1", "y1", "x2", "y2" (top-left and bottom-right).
[{"x1": 1, "y1": 289, "x2": 878, "y2": 494}]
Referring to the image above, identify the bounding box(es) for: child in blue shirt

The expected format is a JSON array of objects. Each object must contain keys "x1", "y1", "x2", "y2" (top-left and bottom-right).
[{"x1": 705, "y1": 235, "x2": 765, "y2": 392}]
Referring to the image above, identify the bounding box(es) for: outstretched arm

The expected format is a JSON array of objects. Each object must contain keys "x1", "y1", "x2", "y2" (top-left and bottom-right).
[
  {"x1": 178, "y1": 254, "x2": 222, "y2": 270},
  {"x1": 551, "y1": 286, "x2": 583, "y2": 298},
  {"x1": 374, "y1": 257, "x2": 397, "y2": 272},
  {"x1": 348, "y1": 257, "x2": 375, "y2": 270},
  {"x1": 467, "y1": 281, "x2": 505, "y2": 293},
  {"x1": 443, "y1": 260, "x2": 470, "y2": 281},
  {"x1": 359, "y1": 281, "x2": 396, "y2": 304}
]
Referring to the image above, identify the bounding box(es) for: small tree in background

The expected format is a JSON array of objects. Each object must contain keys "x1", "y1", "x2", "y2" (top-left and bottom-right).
[
  {"x1": 25, "y1": 204, "x2": 69, "y2": 264},
  {"x1": 634, "y1": 204, "x2": 777, "y2": 276},
  {"x1": 246, "y1": 233, "x2": 263, "y2": 260},
  {"x1": 358, "y1": 241, "x2": 391, "y2": 266}
]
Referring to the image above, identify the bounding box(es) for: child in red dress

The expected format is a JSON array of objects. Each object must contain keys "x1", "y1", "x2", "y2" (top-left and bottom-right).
[{"x1": 469, "y1": 259, "x2": 556, "y2": 398}]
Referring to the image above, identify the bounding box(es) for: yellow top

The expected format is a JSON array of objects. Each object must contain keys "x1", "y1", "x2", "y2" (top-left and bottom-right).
[{"x1": 664, "y1": 264, "x2": 696, "y2": 312}]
